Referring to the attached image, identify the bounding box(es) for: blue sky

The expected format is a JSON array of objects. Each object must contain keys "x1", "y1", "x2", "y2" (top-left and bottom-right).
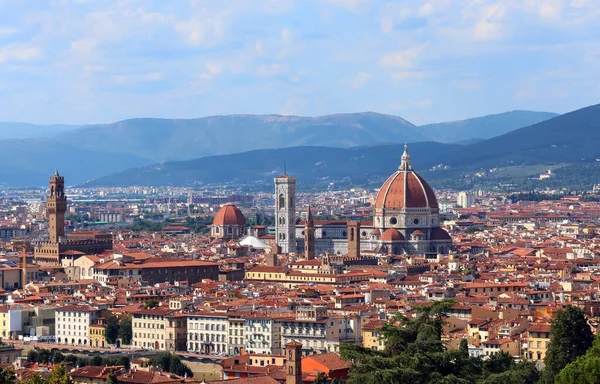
[{"x1": 0, "y1": 0, "x2": 599, "y2": 125}]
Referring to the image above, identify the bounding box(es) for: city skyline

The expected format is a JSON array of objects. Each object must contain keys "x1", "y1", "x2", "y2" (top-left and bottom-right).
[{"x1": 0, "y1": 0, "x2": 599, "y2": 125}]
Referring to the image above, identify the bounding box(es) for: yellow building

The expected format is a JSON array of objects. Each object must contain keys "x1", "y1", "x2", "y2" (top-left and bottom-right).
[
  {"x1": 361, "y1": 320, "x2": 385, "y2": 351},
  {"x1": 245, "y1": 266, "x2": 371, "y2": 288},
  {"x1": 0, "y1": 343, "x2": 22, "y2": 364},
  {"x1": 89, "y1": 319, "x2": 106, "y2": 348},
  {"x1": 527, "y1": 323, "x2": 551, "y2": 361},
  {"x1": 132, "y1": 307, "x2": 172, "y2": 350}
]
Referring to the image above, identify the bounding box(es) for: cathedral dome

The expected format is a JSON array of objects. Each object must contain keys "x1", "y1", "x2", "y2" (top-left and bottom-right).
[
  {"x1": 213, "y1": 204, "x2": 246, "y2": 226},
  {"x1": 380, "y1": 228, "x2": 405, "y2": 241},
  {"x1": 374, "y1": 145, "x2": 438, "y2": 210},
  {"x1": 431, "y1": 227, "x2": 451, "y2": 240}
]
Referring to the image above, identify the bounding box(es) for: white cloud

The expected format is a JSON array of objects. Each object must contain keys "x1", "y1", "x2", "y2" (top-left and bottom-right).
[
  {"x1": 0, "y1": 27, "x2": 17, "y2": 38},
  {"x1": 175, "y1": 17, "x2": 225, "y2": 46},
  {"x1": 0, "y1": 44, "x2": 41, "y2": 63},
  {"x1": 70, "y1": 39, "x2": 96, "y2": 56},
  {"x1": 255, "y1": 41, "x2": 264, "y2": 56},
  {"x1": 257, "y1": 62, "x2": 289, "y2": 76},
  {"x1": 198, "y1": 61, "x2": 223, "y2": 79},
  {"x1": 281, "y1": 28, "x2": 292, "y2": 46},
  {"x1": 145, "y1": 72, "x2": 162, "y2": 81},
  {"x1": 414, "y1": 98, "x2": 432, "y2": 108},
  {"x1": 380, "y1": 45, "x2": 426, "y2": 69},
  {"x1": 325, "y1": 0, "x2": 370, "y2": 11},
  {"x1": 349, "y1": 72, "x2": 372, "y2": 88}
]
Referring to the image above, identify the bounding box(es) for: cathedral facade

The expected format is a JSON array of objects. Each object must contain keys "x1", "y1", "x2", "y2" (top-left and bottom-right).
[{"x1": 275, "y1": 146, "x2": 451, "y2": 257}]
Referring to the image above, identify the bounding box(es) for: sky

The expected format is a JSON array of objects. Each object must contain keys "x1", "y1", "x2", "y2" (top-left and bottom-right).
[{"x1": 0, "y1": 0, "x2": 599, "y2": 125}]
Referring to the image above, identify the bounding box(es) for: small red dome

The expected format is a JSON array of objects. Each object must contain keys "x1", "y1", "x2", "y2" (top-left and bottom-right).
[
  {"x1": 213, "y1": 204, "x2": 246, "y2": 226},
  {"x1": 412, "y1": 229, "x2": 425, "y2": 236},
  {"x1": 371, "y1": 228, "x2": 381, "y2": 236},
  {"x1": 380, "y1": 228, "x2": 405, "y2": 241}
]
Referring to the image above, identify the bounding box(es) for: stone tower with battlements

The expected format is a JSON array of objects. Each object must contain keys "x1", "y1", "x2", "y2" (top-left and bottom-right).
[{"x1": 47, "y1": 170, "x2": 67, "y2": 243}]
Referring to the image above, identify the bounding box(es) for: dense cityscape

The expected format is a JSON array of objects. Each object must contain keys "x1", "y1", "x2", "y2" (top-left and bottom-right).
[
  {"x1": 0, "y1": 145, "x2": 593, "y2": 383},
  {"x1": 3, "y1": 1, "x2": 600, "y2": 384}
]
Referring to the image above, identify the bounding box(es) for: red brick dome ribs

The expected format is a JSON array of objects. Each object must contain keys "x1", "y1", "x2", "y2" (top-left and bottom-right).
[
  {"x1": 375, "y1": 172, "x2": 439, "y2": 210},
  {"x1": 380, "y1": 228, "x2": 405, "y2": 241},
  {"x1": 213, "y1": 204, "x2": 246, "y2": 226}
]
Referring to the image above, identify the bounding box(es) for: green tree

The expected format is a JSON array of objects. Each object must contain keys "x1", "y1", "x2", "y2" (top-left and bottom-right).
[
  {"x1": 541, "y1": 306, "x2": 594, "y2": 383},
  {"x1": 313, "y1": 372, "x2": 328, "y2": 384},
  {"x1": 89, "y1": 355, "x2": 103, "y2": 366},
  {"x1": 149, "y1": 352, "x2": 192, "y2": 378},
  {"x1": 27, "y1": 350, "x2": 39, "y2": 363},
  {"x1": 144, "y1": 299, "x2": 159, "y2": 309},
  {"x1": 22, "y1": 373, "x2": 47, "y2": 384},
  {"x1": 47, "y1": 363, "x2": 73, "y2": 384},
  {"x1": 459, "y1": 339, "x2": 469, "y2": 358},
  {"x1": 118, "y1": 315, "x2": 133, "y2": 345},
  {"x1": 105, "y1": 316, "x2": 119, "y2": 344},
  {"x1": 0, "y1": 366, "x2": 15, "y2": 384},
  {"x1": 555, "y1": 337, "x2": 600, "y2": 384},
  {"x1": 107, "y1": 370, "x2": 118, "y2": 384},
  {"x1": 52, "y1": 351, "x2": 65, "y2": 364},
  {"x1": 38, "y1": 349, "x2": 51, "y2": 364}
]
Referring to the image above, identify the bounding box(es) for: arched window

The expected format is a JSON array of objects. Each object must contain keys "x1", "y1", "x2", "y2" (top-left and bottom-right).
[
  {"x1": 349, "y1": 228, "x2": 354, "y2": 241},
  {"x1": 279, "y1": 194, "x2": 285, "y2": 208}
]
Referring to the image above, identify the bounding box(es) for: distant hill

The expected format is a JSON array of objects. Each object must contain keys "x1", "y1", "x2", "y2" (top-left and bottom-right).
[
  {"x1": 419, "y1": 110, "x2": 558, "y2": 143},
  {"x1": 0, "y1": 139, "x2": 153, "y2": 187},
  {"x1": 83, "y1": 142, "x2": 461, "y2": 188},
  {"x1": 51, "y1": 113, "x2": 424, "y2": 163},
  {"x1": 0, "y1": 123, "x2": 82, "y2": 139},
  {"x1": 444, "y1": 103, "x2": 600, "y2": 169}
]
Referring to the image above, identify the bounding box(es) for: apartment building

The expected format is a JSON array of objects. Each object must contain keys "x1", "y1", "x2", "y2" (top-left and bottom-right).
[
  {"x1": 187, "y1": 312, "x2": 229, "y2": 354},
  {"x1": 55, "y1": 305, "x2": 99, "y2": 345},
  {"x1": 244, "y1": 313, "x2": 282, "y2": 355},
  {"x1": 279, "y1": 305, "x2": 359, "y2": 355},
  {"x1": 227, "y1": 313, "x2": 245, "y2": 356},
  {"x1": 131, "y1": 307, "x2": 173, "y2": 350}
]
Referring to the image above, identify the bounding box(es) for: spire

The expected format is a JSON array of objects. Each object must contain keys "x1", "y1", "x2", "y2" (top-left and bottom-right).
[
  {"x1": 305, "y1": 205, "x2": 314, "y2": 227},
  {"x1": 399, "y1": 144, "x2": 413, "y2": 171},
  {"x1": 54, "y1": 168, "x2": 60, "y2": 177}
]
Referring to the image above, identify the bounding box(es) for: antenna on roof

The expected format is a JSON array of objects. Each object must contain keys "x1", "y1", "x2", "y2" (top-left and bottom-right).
[{"x1": 284, "y1": 161, "x2": 287, "y2": 175}]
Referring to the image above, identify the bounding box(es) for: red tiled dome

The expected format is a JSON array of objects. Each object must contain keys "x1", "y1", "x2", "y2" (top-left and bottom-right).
[
  {"x1": 213, "y1": 204, "x2": 246, "y2": 226},
  {"x1": 375, "y1": 171, "x2": 438, "y2": 210},
  {"x1": 374, "y1": 145, "x2": 438, "y2": 210},
  {"x1": 380, "y1": 228, "x2": 405, "y2": 241},
  {"x1": 431, "y1": 227, "x2": 451, "y2": 240}
]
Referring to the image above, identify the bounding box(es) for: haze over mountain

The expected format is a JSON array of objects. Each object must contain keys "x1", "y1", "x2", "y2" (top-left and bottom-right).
[
  {"x1": 50, "y1": 113, "x2": 423, "y2": 163},
  {"x1": 83, "y1": 103, "x2": 600, "y2": 189},
  {"x1": 0, "y1": 123, "x2": 83, "y2": 140},
  {"x1": 0, "y1": 139, "x2": 153, "y2": 186},
  {"x1": 419, "y1": 110, "x2": 559, "y2": 143},
  {"x1": 82, "y1": 142, "x2": 461, "y2": 188},
  {"x1": 444, "y1": 103, "x2": 600, "y2": 169},
  {"x1": 0, "y1": 109, "x2": 559, "y2": 187}
]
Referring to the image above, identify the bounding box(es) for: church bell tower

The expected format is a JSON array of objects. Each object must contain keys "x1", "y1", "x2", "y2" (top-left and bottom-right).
[
  {"x1": 304, "y1": 206, "x2": 315, "y2": 260},
  {"x1": 275, "y1": 173, "x2": 296, "y2": 254},
  {"x1": 47, "y1": 170, "x2": 67, "y2": 243}
]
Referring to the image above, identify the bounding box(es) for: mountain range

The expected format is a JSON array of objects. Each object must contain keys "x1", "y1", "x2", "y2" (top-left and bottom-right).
[
  {"x1": 82, "y1": 103, "x2": 600, "y2": 189},
  {"x1": 0, "y1": 109, "x2": 564, "y2": 186}
]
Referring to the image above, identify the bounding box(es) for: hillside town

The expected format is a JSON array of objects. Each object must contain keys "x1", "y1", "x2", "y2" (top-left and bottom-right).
[{"x1": 0, "y1": 147, "x2": 595, "y2": 383}]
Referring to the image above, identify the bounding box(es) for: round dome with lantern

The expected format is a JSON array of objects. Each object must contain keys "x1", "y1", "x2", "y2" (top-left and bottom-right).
[
  {"x1": 372, "y1": 145, "x2": 451, "y2": 255},
  {"x1": 211, "y1": 204, "x2": 247, "y2": 239}
]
